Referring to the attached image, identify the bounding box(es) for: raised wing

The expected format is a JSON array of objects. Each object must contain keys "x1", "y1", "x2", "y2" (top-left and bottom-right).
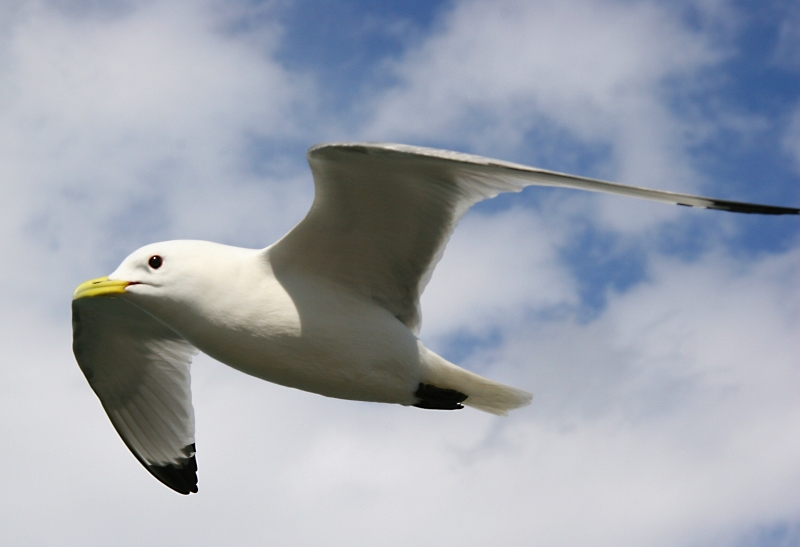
[
  {"x1": 72, "y1": 296, "x2": 198, "y2": 494},
  {"x1": 269, "y1": 142, "x2": 800, "y2": 334}
]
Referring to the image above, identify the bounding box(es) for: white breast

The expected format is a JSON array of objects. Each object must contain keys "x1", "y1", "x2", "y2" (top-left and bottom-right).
[{"x1": 152, "y1": 252, "x2": 423, "y2": 404}]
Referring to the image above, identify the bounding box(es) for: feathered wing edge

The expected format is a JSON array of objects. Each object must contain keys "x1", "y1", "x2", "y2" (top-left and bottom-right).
[{"x1": 309, "y1": 143, "x2": 800, "y2": 215}]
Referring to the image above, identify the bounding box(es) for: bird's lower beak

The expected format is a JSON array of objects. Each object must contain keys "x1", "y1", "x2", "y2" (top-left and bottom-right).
[{"x1": 73, "y1": 276, "x2": 131, "y2": 300}]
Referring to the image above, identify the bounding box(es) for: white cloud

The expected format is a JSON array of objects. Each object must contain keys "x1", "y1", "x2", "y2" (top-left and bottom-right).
[
  {"x1": 364, "y1": 0, "x2": 729, "y2": 232},
  {"x1": 420, "y1": 203, "x2": 579, "y2": 341},
  {"x1": 0, "y1": 0, "x2": 798, "y2": 546},
  {"x1": 0, "y1": 0, "x2": 314, "y2": 310}
]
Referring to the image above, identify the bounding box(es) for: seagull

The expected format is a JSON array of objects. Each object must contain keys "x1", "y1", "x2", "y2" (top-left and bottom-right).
[{"x1": 72, "y1": 142, "x2": 799, "y2": 495}]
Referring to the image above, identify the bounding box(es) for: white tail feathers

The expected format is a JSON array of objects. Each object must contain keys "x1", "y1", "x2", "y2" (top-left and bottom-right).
[
  {"x1": 463, "y1": 380, "x2": 532, "y2": 416},
  {"x1": 420, "y1": 348, "x2": 532, "y2": 416}
]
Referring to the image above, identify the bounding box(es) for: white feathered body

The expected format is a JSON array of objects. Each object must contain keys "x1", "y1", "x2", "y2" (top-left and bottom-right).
[{"x1": 119, "y1": 241, "x2": 525, "y2": 412}]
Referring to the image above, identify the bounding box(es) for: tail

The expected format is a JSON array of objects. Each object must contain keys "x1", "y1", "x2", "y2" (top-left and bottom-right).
[{"x1": 419, "y1": 349, "x2": 532, "y2": 416}]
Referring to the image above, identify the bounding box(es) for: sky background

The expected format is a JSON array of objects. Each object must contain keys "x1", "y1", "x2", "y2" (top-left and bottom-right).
[{"x1": 1, "y1": 0, "x2": 799, "y2": 545}]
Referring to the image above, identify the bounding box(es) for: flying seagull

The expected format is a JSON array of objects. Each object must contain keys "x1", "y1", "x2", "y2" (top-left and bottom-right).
[{"x1": 72, "y1": 142, "x2": 799, "y2": 495}]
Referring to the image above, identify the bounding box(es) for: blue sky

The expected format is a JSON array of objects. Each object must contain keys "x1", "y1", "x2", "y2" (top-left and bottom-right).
[{"x1": 0, "y1": 0, "x2": 799, "y2": 545}]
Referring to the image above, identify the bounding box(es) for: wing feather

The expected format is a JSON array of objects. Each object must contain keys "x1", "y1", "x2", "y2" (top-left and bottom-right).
[
  {"x1": 72, "y1": 296, "x2": 199, "y2": 494},
  {"x1": 269, "y1": 142, "x2": 799, "y2": 334}
]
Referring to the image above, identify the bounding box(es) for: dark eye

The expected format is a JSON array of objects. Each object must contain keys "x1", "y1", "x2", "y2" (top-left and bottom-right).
[{"x1": 148, "y1": 255, "x2": 163, "y2": 269}]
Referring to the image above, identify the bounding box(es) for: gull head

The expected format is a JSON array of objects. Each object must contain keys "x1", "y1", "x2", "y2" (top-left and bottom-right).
[{"x1": 72, "y1": 240, "x2": 257, "y2": 316}]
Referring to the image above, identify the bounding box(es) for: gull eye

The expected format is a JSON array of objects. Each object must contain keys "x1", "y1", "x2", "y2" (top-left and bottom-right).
[{"x1": 148, "y1": 255, "x2": 163, "y2": 269}]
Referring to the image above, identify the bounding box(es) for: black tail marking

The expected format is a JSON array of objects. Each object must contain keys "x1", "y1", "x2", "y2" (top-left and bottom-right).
[{"x1": 413, "y1": 383, "x2": 468, "y2": 411}]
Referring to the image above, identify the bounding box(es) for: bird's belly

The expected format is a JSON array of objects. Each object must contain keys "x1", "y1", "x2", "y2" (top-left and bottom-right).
[{"x1": 182, "y1": 297, "x2": 423, "y2": 405}]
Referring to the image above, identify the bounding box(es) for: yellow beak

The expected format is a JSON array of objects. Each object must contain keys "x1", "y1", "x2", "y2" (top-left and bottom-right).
[{"x1": 73, "y1": 276, "x2": 131, "y2": 300}]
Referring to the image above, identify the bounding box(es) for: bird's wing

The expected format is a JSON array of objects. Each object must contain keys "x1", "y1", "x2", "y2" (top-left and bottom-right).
[
  {"x1": 269, "y1": 142, "x2": 799, "y2": 334},
  {"x1": 72, "y1": 296, "x2": 199, "y2": 495}
]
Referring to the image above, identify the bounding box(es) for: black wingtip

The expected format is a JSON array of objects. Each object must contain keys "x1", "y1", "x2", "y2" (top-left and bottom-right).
[
  {"x1": 143, "y1": 444, "x2": 198, "y2": 495},
  {"x1": 413, "y1": 383, "x2": 468, "y2": 410},
  {"x1": 687, "y1": 199, "x2": 800, "y2": 215}
]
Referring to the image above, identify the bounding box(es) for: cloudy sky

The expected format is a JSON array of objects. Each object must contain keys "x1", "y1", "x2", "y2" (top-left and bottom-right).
[{"x1": 1, "y1": 0, "x2": 799, "y2": 545}]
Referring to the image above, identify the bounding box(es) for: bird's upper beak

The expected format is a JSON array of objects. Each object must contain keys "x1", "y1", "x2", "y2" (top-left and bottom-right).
[{"x1": 73, "y1": 276, "x2": 132, "y2": 300}]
